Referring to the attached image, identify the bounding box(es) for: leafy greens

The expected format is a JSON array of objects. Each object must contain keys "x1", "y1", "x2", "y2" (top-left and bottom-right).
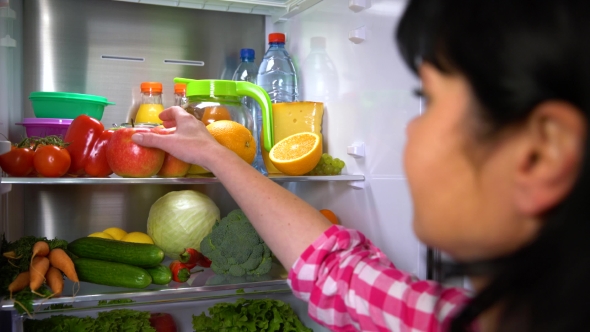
[{"x1": 192, "y1": 298, "x2": 312, "y2": 332}]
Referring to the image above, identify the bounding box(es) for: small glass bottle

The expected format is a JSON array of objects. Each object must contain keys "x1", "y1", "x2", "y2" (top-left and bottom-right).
[
  {"x1": 174, "y1": 83, "x2": 188, "y2": 107},
  {"x1": 135, "y1": 82, "x2": 164, "y2": 124}
]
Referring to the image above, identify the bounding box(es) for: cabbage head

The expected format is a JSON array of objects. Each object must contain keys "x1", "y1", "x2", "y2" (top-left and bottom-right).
[{"x1": 147, "y1": 190, "x2": 220, "y2": 259}]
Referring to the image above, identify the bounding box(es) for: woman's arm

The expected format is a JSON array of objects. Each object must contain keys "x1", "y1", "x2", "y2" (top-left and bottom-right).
[{"x1": 132, "y1": 106, "x2": 333, "y2": 269}]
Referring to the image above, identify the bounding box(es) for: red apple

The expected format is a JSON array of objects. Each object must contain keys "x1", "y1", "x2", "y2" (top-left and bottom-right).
[
  {"x1": 149, "y1": 312, "x2": 178, "y2": 332},
  {"x1": 151, "y1": 126, "x2": 190, "y2": 178},
  {"x1": 106, "y1": 127, "x2": 165, "y2": 177}
]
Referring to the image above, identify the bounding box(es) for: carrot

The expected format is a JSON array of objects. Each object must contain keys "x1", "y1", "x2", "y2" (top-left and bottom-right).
[
  {"x1": 30, "y1": 256, "x2": 50, "y2": 291},
  {"x1": 8, "y1": 271, "x2": 30, "y2": 298},
  {"x1": 45, "y1": 266, "x2": 64, "y2": 296},
  {"x1": 3, "y1": 251, "x2": 22, "y2": 259},
  {"x1": 30, "y1": 241, "x2": 50, "y2": 265},
  {"x1": 48, "y1": 248, "x2": 78, "y2": 283}
]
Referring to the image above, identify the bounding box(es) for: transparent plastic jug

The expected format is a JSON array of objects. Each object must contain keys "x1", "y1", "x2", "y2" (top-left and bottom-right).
[{"x1": 173, "y1": 78, "x2": 274, "y2": 174}]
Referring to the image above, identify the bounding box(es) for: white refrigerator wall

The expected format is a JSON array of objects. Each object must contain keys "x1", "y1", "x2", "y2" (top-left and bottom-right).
[{"x1": 269, "y1": 0, "x2": 426, "y2": 278}]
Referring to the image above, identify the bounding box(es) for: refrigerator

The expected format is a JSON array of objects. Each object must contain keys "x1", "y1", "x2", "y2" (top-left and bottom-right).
[{"x1": 0, "y1": 0, "x2": 446, "y2": 330}]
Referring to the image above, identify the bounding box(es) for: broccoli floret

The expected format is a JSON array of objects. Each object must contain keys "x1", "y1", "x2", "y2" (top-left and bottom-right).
[{"x1": 200, "y1": 209, "x2": 273, "y2": 277}]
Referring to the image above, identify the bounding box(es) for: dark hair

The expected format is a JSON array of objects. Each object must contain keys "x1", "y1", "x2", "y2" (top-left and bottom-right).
[{"x1": 397, "y1": 0, "x2": 590, "y2": 331}]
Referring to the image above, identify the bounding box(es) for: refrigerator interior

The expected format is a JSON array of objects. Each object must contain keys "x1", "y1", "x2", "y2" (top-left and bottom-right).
[{"x1": 0, "y1": 0, "x2": 434, "y2": 330}]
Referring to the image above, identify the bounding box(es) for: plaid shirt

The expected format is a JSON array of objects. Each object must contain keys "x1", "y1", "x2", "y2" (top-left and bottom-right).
[{"x1": 288, "y1": 225, "x2": 472, "y2": 332}]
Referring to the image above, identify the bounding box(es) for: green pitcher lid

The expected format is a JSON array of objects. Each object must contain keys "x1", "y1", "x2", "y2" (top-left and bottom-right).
[{"x1": 174, "y1": 78, "x2": 238, "y2": 97}]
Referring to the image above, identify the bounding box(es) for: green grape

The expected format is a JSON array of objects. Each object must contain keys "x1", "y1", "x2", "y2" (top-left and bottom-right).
[{"x1": 324, "y1": 165, "x2": 335, "y2": 175}]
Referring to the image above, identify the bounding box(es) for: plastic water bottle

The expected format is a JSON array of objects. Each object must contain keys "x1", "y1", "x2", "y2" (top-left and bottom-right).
[
  {"x1": 257, "y1": 33, "x2": 299, "y2": 103},
  {"x1": 233, "y1": 48, "x2": 267, "y2": 175},
  {"x1": 302, "y1": 37, "x2": 339, "y2": 102}
]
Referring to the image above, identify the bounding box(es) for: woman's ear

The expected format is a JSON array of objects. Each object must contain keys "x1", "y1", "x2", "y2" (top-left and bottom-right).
[{"x1": 514, "y1": 101, "x2": 586, "y2": 216}]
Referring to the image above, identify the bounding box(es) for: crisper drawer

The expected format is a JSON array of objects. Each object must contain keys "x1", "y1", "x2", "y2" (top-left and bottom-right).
[{"x1": 10, "y1": 290, "x2": 328, "y2": 332}]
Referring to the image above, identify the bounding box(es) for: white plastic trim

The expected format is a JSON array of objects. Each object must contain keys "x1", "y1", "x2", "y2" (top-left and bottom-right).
[
  {"x1": 348, "y1": 26, "x2": 367, "y2": 44},
  {"x1": 347, "y1": 142, "x2": 365, "y2": 158},
  {"x1": 348, "y1": 0, "x2": 371, "y2": 12}
]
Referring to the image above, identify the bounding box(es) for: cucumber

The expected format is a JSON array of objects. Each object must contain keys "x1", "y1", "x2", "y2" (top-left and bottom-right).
[
  {"x1": 68, "y1": 237, "x2": 164, "y2": 267},
  {"x1": 74, "y1": 258, "x2": 152, "y2": 289},
  {"x1": 145, "y1": 265, "x2": 173, "y2": 285}
]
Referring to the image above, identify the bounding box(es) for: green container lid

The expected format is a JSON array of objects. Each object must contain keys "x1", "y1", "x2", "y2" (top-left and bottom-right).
[{"x1": 29, "y1": 92, "x2": 115, "y2": 105}]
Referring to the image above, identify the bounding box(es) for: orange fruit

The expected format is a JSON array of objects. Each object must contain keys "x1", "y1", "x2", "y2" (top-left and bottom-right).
[
  {"x1": 206, "y1": 120, "x2": 256, "y2": 164},
  {"x1": 201, "y1": 106, "x2": 232, "y2": 125},
  {"x1": 320, "y1": 209, "x2": 339, "y2": 225},
  {"x1": 269, "y1": 132, "x2": 322, "y2": 176}
]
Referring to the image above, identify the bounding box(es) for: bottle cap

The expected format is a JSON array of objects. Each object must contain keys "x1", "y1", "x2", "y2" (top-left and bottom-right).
[
  {"x1": 140, "y1": 82, "x2": 163, "y2": 93},
  {"x1": 174, "y1": 83, "x2": 186, "y2": 94},
  {"x1": 240, "y1": 48, "x2": 255, "y2": 60},
  {"x1": 268, "y1": 33, "x2": 286, "y2": 44},
  {"x1": 310, "y1": 36, "x2": 326, "y2": 49}
]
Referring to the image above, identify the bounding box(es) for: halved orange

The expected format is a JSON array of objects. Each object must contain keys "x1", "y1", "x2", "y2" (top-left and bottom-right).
[{"x1": 269, "y1": 132, "x2": 322, "y2": 176}]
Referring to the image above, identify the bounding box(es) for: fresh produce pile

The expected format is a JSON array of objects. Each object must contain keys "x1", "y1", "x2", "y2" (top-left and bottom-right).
[
  {"x1": 67, "y1": 237, "x2": 172, "y2": 288},
  {"x1": 23, "y1": 309, "x2": 178, "y2": 332},
  {"x1": 0, "y1": 235, "x2": 75, "y2": 315},
  {"x1": 200, "y1": 209, "x2": 273, "y2": 277},
  {"x1": 192, "y1": 298, "x2": 312, "y2": 332}
]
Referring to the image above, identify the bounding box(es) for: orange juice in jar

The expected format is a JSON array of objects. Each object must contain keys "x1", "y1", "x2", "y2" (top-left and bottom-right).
[{"x1": 135, "y1": 82, "x2": 164, "y2": 124}]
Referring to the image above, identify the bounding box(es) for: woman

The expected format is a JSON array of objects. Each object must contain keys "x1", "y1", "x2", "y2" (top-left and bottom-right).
[{"x1": 132, "y1": 0, "x2": 590, "y2": 330}]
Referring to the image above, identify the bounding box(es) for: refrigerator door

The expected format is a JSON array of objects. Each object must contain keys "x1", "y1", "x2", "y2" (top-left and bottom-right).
[{"x1": 269, "y1": 0, "x2": 426, "y2": 278}]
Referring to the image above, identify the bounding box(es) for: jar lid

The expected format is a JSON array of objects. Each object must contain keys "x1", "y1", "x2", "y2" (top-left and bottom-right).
[
  {"x1": 269, "y1": 33, "x2": 285, "y2": 43},
  {"x1": 140, "y1": 82, "x2": 163, "y2": 93},
  {"x1": 174, "y1": 83, "x2": 186, "y2": 94}
]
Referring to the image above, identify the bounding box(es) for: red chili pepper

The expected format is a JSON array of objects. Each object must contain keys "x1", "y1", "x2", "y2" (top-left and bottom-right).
[
  {"x1": 179, "y1": 248, "x2": 203, "y2": 269},
  {"x1": 169, "y1": 260, "x2": 191, "y2": 283},
  {"x1": 198, "y1": 256, "x2": 212, "y2": 268},
  {"x1": 84, "y1": 129, "x2": 114, "y2": 177},
  {"x1": 64, "y1": 114, "x2": 104, "y2": 176}
]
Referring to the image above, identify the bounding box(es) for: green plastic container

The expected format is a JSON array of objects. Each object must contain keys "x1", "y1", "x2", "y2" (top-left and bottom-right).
[{"x1": 29, "y1": 92, "x2": 115, "y2": 120}]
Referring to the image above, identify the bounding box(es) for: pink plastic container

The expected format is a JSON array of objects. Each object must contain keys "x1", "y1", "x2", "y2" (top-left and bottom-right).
[{"x1": 16, "y1": 118, "x2": 73, "y2": 138}]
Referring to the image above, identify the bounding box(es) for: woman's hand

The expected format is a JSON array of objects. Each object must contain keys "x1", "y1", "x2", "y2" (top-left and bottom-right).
[{"x1": 131, "y1": 106, "x2": 225, "y2": 168}]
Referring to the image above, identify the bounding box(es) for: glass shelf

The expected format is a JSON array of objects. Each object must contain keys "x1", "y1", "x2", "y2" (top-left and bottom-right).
[
  {"x1": 1, "y1": 174, "x2": 365, "y2": 185},
  {"x1": 1, "y1": 263, "x2": 291, "y2": 313},
  {"x1": 113, "y1": 0, "x2": 323, "y2": 22}
]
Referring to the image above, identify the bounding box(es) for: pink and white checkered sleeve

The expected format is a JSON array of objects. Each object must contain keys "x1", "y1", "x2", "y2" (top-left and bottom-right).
[{"x1": 288, "y1": 225, "x2": 472, "y2": 332}]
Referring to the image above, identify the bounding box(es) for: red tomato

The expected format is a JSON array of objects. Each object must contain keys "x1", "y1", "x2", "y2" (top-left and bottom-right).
[
  {"x1": 149, "y1": 313, "x2": 178, "y2": 332},
  {"x1": 0, "y1": 146, "x2": 35, "y2": 177},
  {"x1": 33, "y1": 145, "x2": 71, "y2": 177}
]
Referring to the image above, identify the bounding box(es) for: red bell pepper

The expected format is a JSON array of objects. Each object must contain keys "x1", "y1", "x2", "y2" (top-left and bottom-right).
[
  {"x1": 84, "y1": 129, "x2": 114, "y2": 177},
  {"x1": 169, "y1": 260, "x2": 191, "y2": 283},
  {"x1": 179, "y1": 248, "x2": 203, "y2": 269},
  {"x1": 64, "y1": 114, "x2": 105, "y2": 176}
]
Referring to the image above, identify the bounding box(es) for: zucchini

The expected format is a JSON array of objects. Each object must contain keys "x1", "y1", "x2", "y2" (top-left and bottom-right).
[
  {"x1": 74, "y1": 258, "x2": 152, "y2": 289},
  {"x1": 145, "y1": 265, "x2": 173, "y2": 285},
  {"x1": 68, "y1": 237, "x2": 164, "y2": 267}
]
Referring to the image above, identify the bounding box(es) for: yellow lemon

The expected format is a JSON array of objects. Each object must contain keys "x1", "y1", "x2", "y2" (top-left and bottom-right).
[
  {"x1": 102, "y1": 227, "x2": 127, "y2": 240},
  {"x1": 121, "y1": 232, "x2": 154, "y2": 244},
  {"x1": 269, "y1": 132, "x2": 322, "y2": 176},
  {"x1": 88, "y1": 232, "x2": 114, "y2": 239}
]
